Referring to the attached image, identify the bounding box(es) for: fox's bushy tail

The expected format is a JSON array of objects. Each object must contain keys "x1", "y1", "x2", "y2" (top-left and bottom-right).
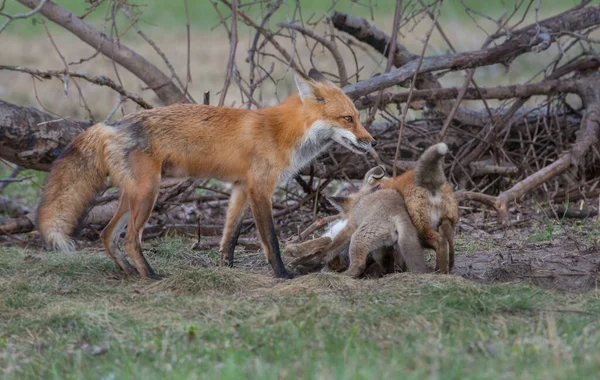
[
  {"x1": 37, "y1": 124, "x2": 112, "y2": 251},
  {"x1": 413, "y1": 142, "x2": 448, "y2": 192}
]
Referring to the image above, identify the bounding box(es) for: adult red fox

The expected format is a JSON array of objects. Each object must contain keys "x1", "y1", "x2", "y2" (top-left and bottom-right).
[{"x1": 36, "y1": 69, "x2": 375, "y2": 279}]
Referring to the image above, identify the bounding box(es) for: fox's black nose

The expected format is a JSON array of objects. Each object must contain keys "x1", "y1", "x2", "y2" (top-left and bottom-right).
[{"x1": 371, "y1": 140, "x2": 377, "y2": 148}]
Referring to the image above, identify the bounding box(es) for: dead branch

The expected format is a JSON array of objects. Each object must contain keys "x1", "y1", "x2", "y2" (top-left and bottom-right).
[
  {"x1": 0, "y1": 0, "x2": 47, "y2": 33},
  {"x1": 220, "y1": 0, "x2": 299, "y2": 71},
  {"x1": 0, "y1": 216, "x2": 34, "y2": 236},
  {"x1": 392, "y1": 2, "x2": 440, "y2": 176},
  {"x1": 0, "y1": 99, "x2": 91, "y2": 171},
  {"x1": 470, "y1": 162, "x2": 520, "y2": 177},
  {"x1": 354, "y1": 79, "x2": 580, "y2": 110},
  {"x1": 17, "y1": 0, "x2": 185, "y2": 105},
  {"x1": 0, "y1": 165, "x2": 22, "y2": 193},
  {"x1": 277, "y1": 22, "x2": 348, "y2": 86},
  {"x1": 218, "y1": 0, "x2": 238, "y2": 106},
  {"x1": 460, "y1": 73, "x2": 600, "y2": 223},
  {"x1": 121, "y1": 5, "x2": 193, "y2": 104},
  {"x1": 340, "y1": 5, "x2": 600, "y2": 99},
  {"x1": 0, "y1": 65, "x2": 153, "y2": 109}
]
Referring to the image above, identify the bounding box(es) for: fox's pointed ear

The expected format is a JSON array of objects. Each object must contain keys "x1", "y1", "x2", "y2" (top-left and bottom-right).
[
  {"x1": 293, "y1": 70, "x2": 323, "y2": 102},
  {"x1": 364, "y1": 165, "x2": 387, "y2": 185},
  {"x1": 326, "y1": 196, "x2": 348, "y2": 213},
  {"x1": 308, "y1": 68, "x2": 327, "y2": 82}
]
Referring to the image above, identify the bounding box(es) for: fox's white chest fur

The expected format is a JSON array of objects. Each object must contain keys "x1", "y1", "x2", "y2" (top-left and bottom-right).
[{"x1": 280, "y1": 120, "x2": 333, "y2": 183}]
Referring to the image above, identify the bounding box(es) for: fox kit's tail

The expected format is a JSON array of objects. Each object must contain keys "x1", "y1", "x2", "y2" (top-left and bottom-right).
[
  {"x1": 413, "y1": 142, "x2": 448, "y2": 193},
  {"x1": 37, "y1": 124, "x2": 112, "y2": 251}
]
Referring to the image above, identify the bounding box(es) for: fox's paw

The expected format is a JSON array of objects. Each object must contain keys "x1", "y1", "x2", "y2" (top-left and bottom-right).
[
  {"x1": 320, "y1": 265, "x2": 334, "y2": 273},
  {"x1": 342, "y1": 267, "x2": 362, "y2": 278},
  {"x1": 148, "y1": 272, "x2": 165, "y2": 280},
  {"x1": 343, "y1": 264, "x2": 366, "y2": 278}
]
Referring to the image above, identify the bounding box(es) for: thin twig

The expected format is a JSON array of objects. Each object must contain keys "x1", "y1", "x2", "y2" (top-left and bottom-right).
[
  {"x1": 0, "y1": 0, "x2": 47, "y2": 33},
  {"x1": 0, "y1": 65, "x2": 153, "y2": 109},
  {"x1": 277, "y1": 22, "x2": 348, "y2": 86},
  {"x1": 219, "y1": 0, "x2": 238, "y2": 107},
  {"x1": 392, "y1": 2, "x2": 441, "y2": 177}
]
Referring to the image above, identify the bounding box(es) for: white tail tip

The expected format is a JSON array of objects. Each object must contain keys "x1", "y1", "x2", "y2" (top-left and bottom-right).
[
  {"x1": 46, "y1": 230, "x2": 76, "y2": 252},
  {"x1": 437, "y1": 143, "x2": 448, "y2": 155}
]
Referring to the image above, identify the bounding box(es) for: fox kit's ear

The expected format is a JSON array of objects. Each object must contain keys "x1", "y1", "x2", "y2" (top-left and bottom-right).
[
  {"x1": 294, "y1": 70, "x2": 323, "y2": 102},
  {"x1": 308, "y1": 68, "x2": 328, "y2": 82},
  {"x1": 364, "y1": 165, "x2": 387, "y2": 185}
]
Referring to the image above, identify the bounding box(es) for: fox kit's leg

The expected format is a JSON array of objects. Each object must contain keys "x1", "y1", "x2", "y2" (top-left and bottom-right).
[
  {"x1": 394, "y1": 217, "x2": 428, "y2": 273},
  {"x1": 219, "y1": 182, "x2": 249, "y2": 267},
  {"x1": 123, "y1": 153, "x2": 162, "y2": 279},
  {"x1": 99, "y1": 191, "x2": 138, "y2": 275},
  {"x1": 438, "y1": 218, "x2": 454, "y2": 272},
  {"x1": 285, "y1": 236, "x2": 332, "y2": 258},
  {"x1": 321, "y1": 225, "x2": 353, "y2": 272},
  {"x1": 344, "y1": 222, "x2": 391, "y2": 278},
  {"x1": 248, "y1": 176, "x2": 290, "y2": 279},
  {"x1": 371, "y1": 246, "x2": 395, "y2": 274},
  {"x1": 404, "y1": 196, "x2": 441, "y2": 252}
]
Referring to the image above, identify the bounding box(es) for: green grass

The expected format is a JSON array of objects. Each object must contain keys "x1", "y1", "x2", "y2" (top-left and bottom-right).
[
  {"x1": 1, "y1": 239, "x2": 600, "y2": 379},
  {"x1": 0, "y1": 166, "x2": 46, "y2": 210},
  {"x1": 2, "y1": 0, "x2": 595, "y2": 38}
]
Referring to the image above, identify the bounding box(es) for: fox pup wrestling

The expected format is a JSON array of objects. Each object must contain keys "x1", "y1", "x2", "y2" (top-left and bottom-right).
[
  {"x1": 380, "y1": 142, "x2": 459, "y2": 273},
  {"x1": 36, "y1": 69, "x2": 375, "y2": 279},
  {"x1": 285, "y1": 142, "x2": 459, "y2": 277}
]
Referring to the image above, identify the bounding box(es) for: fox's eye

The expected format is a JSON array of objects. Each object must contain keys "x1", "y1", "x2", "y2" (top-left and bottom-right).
[{"x1": 343, "y1": 116, "x2": 353, "y2": 123}]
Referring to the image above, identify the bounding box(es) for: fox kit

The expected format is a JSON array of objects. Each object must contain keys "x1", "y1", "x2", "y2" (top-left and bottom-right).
[
  {"x1": 285, "y1": 165, "x2": 386, "y2": 261},
  {"x1": 381, "y1": 142, "x2": 459, "y2": 273},
  {"x1": 287, "y1": 143, "x2": 459, "y2": 276},
  {"x1": 36, "y1": 69, "x2": 375, "y2": 279},
  {"x1": 322, "y1": 189, "x2": 427, "y2": 277},
  {"x1": 285, "y1": 166, "x2": 426, "y2": 277}
]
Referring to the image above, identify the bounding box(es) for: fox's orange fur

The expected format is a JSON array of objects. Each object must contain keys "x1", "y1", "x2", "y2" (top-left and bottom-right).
[
  {"x1": 37, "y1": 69, "x2": 375, "y2": 279},
  {"x1": 381, "y1": 143, "x2": 459, "y2": 273}
]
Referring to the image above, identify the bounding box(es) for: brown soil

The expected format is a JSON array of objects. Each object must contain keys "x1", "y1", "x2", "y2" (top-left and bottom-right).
[
  {"x1": 276, "y1": 215, "x2": 600, "y2": 293},
  {"x1": 452, "y1": 219, "x2": 600, "y2": 293}
]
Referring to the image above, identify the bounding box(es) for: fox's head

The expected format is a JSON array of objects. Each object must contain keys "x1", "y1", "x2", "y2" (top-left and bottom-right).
[{"x1": 294, "y1": 69, "x2": 376, "y2": 154}]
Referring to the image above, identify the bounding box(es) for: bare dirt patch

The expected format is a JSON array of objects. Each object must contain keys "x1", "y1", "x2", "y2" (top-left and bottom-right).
[
  {"x1": 138, "y1": 217, "x2": 600, "y2": 294},
  {"x1": 453, "y1": 220, "x2": 600, "y2": 293}
]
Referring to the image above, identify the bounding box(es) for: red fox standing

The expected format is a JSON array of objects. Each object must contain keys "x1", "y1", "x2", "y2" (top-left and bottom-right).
[{"x1": 36, "y1": 69, "x2": 375, "y2": 279}]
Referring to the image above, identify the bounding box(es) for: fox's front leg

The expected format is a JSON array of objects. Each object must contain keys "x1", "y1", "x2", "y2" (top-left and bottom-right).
[
  {"x1": 219, "y1": 183, "x2": 249, "y2": 267},
  {"x1": 248, "y1": 177, "x2": 291, "y2": 279}
]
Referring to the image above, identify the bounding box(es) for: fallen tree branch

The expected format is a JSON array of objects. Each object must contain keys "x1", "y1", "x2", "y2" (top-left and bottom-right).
[
  {"x1": 354, "y1": 78, "x2": 579, "y2": 110},
  {"x1": 340, "y1": 5, "x2": 600, "y2": 99},
  {"x1": 458, "y1": 74, "x2": 600, "y2": 224},
  {"x1": 0, "y1": 99, "x2": 91, "y2": 171}
]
